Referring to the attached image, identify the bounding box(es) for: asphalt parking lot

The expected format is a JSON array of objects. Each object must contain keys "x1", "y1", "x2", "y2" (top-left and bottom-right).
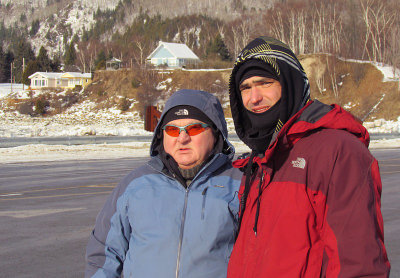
[{"x1": 0, "y1": 149, "x2": 399, "y2": 277}]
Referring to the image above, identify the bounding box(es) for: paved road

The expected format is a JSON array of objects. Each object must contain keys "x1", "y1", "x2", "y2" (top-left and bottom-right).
[
  {"x1": 0, "y1": 149, "x2": 399, "y2": 277},
  {"x1": 0, "y1": 133, "x2": 398, "y2": 148}
]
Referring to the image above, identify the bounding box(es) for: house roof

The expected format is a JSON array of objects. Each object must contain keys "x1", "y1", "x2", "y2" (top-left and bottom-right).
[
  {"x1": 61, "y1": 72, "x2": 92, "y2": 78},
  {"x1": 28, "y1": 72, "x2": 91, "y2": 79},
  {"x1": 28, "y1": 72, "x2": 64, "y2": 79},
  {"x1": 147, "y1": 41, "x2": 199, "y2": 60},
  {"x1": 107, "y1": 57, "x2": 122, "y2": 63}
]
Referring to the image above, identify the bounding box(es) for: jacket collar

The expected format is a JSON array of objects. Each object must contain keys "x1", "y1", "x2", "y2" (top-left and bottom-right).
[{"x1": 233, "y1": 100, "x2": 369, "y2": 168}]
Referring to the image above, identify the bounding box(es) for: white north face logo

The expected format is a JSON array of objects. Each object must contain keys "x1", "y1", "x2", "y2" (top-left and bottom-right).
[
  {"x1": 291, "y1": 157, "x2": 306, "y2": 169},
  {"x1": 175, "y1": 109, "x2": 189, "y2": 116}
]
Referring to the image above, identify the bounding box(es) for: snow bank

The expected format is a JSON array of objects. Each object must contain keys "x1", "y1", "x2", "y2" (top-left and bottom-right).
[
  {"x1": 1, "y1": 138, "x2": 399, "y2": 164},
  {"x1": 0, "y1": 83, "x2": 25, "y2": 99}
]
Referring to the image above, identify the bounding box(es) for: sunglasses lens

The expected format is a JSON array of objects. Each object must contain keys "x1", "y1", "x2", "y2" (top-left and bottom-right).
[
  {"x1": 164, "y1": 123, "x2": 208, "y2": 137},
  {"x1": 185, "y1": 124, "x2": 205, "y2": 136},
  {"x1": 164, "y1": 126, "x2": 180, "y2": 137}
]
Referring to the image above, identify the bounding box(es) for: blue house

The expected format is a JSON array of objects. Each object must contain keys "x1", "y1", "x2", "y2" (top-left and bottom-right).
[{"x1": 147, "y1": 41, "x2": 200, "y2": 68}]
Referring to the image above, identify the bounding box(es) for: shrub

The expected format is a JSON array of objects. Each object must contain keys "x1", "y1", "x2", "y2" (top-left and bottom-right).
[
  {"x1": 97, "y1": 91, "x2": 107, "y2": 97},
  {"x1": 18, "y1": 101, "x2": 34, "y2": 115},
  {"x1": 119, "y1": 97, "x2": 132, "y2": 112},
  {"x1": 62, "y1": 92, "x2": 80, "y2": 108},
  {"x1": 34, "y1": 97, "x2": 50, "y2": 115},
  {"x1": 73, "y1": 85, "x2": 83, "y2": 92},
  {"x1": 131, "y1": 78, "x2": 141, "y2": 88}
]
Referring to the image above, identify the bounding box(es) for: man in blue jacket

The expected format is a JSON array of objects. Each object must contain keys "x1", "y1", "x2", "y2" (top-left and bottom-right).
[{"x1": 85, "y1": 89, "x2": 241, "y2": 278}]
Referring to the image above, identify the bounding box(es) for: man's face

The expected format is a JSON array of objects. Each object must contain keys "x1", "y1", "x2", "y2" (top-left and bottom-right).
[
  {"x1": 163, "y1": 118, "x2": 216, "y2": 169},
  {"x1": 239, "y1": 76, "x2": 282, "y2": 113}
]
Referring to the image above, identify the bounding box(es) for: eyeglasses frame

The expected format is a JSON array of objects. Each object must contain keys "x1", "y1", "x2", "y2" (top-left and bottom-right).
[{"x1": 162, "y1": 122, "x2": 210, "y2": 136}]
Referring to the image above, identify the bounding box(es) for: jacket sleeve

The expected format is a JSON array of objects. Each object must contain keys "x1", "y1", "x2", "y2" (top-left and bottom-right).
[
  {"x1": 85, "y1": 181, "x2": 131, "y2": 278},
  {"x1": 320, "y1": 139, "x2": 390, "y2": 277}
]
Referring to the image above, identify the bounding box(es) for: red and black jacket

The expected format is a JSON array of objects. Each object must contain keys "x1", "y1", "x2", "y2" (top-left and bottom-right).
[
  {"x1": 227, "y1": 36, "x2": 390, "y2": 277},
  {"x1": 227, "y1": 100, "x2": 390, "y2": 277}
]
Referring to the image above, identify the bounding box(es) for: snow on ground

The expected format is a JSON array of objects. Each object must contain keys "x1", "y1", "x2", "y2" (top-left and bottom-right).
[
  {"x1": 0, "y1": 101, "x2": 152, "y2": 137},
  {"x1": 374, "y1": 63, "x2": 400, "y2": 82},
  {"x1": 1, "y1": 137, "x2": 399, "y2": 164},
  {"x1": 342, "y1": 58, "x2": 400, "y2": 82},
  {"x1": 0, "y1": 83, "x2": 25, "y2": 99},
  {"x1": 0, "y1": 80, "x2": 399, "y2": 164}
]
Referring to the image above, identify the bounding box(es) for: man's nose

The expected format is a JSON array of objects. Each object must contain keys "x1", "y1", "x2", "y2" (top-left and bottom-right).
[
  {"x1": 250, "y1": 87, "x2": 263, "y2": 103},
  {"x1": 177, "y1": 130, "x2": 190, "y2": 143}
]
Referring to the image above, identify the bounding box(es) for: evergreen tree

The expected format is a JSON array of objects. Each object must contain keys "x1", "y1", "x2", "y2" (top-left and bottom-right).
[
  {"x1": 12, "y1": 37, "x2": 35, "y2": 82},
  {"x1": 50, "y1": 56, "x2": 62, "y2": 72},
  {"x1": 206, "y1": 34, "x2": 231, "y2": 61},
  {"x1": 95, "y1": 50, "x2": 107, "y2": 70},
  {"x1": 36, "y1": 46, "x2": 52, "y2": 71},
  {"x1": 30, "y1": 19, "x2": 40, "y2": 36},
  {"x1": 81, "y1": 28, "x2": 90, "y2": 42},
  {"x1": 0, "y1": 44, "x2": 6, "y2": 82},
  {"x1": 64, "y1": 42, "x2": 76, "y2": 66},
  {"x1": 22, "y1": 60, "x2": 40, "y2": 85},
  {"x1": 3, "y1": 50, "x2": 14, "y2": 83}
]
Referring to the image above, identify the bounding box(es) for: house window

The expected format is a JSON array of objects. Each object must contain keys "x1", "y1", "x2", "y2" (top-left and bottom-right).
[{"x1": 41, "y1": 80, "x2": 46, "y2": 86}]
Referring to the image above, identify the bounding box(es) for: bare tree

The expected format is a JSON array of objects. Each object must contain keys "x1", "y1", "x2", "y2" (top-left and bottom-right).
[
  {"x1": 311, "y1": 4, "x2": 342, "y2": 54},
  {"x1": 388, "y1": 25, "x2": 400, "y2": 79},
  {"x1": 326, "y1": 55, "x2": 339, "y2": 99},
  {"x1": 360, "y1": 0, "x2": 395, "y2": 63},
  {"x1": 135, "y1": 41, "x2": 146, "y2": 66},
  {"x1": 271, "y1": 10, "x2": 286, "y2": 44},
  {"x1": 228, "y1": 19, "x2": 252, "y2": 59}
]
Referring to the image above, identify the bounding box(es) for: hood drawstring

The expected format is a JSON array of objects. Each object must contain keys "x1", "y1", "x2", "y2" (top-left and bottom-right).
[
  {"x1": 253, "y1": 171, "x2": 265, "y2": 236},
  {"x1": 237, "y1": 151, "x2": 258, "y2": 234}
]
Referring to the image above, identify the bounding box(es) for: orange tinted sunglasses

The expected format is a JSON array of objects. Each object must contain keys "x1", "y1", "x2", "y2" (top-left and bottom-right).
[{"x1": 162, "y1": 123, "x2": 210, "y2": 137}]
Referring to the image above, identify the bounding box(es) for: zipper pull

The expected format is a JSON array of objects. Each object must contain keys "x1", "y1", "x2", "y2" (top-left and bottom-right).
[{"x1": 201, "y1": 187, "x2": 209, "y2": 220}]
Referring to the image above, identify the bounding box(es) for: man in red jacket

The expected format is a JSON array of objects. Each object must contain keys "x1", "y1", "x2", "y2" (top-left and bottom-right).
[{"x1": 227, "y1": 36, "x2": 391, "y2": 277}]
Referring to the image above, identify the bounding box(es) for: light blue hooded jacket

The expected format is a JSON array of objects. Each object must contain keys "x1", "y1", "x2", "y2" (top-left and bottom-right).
[{"x1": 85, "y1": 89, "x2": 241, "y2": 278}]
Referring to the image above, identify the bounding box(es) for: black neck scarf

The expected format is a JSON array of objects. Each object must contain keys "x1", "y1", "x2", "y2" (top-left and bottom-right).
[{"x1": 245, "y1": 99, "x2": 281, "y2": 152}]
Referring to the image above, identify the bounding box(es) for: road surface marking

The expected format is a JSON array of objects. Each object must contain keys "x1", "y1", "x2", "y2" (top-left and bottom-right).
[
  {"x1": 0, "y1": 207, "x2": 85, "y2": 218},
  {"x1": 1, "y1": 184, "x2": 115, "y2": 195},
  {"x1": 0, "y1": 193, "x2": 23, "y2": 197},
  {"x1": 0, "y1": 191, "x2": 111, "y2": 201}
]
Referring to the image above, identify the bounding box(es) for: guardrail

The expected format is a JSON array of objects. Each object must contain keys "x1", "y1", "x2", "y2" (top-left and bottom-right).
[{"x1": 0, "y1": 133, "x2": 399, "y2": 148}]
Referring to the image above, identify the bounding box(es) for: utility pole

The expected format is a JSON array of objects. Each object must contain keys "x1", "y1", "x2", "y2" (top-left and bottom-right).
[
  {"x1": 10, "y1": 62, "x2": 13, "y2": 94},
  {"x1": 22, "y1": 57, "x2": 25, "y2": 90}
]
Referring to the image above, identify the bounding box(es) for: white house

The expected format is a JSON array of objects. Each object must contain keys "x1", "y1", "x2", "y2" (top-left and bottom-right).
[
  {"x1": 28, "y1": 72, "x2": 66, "y2": 89},
  {"x1": 147, "y1": 41, "x2": 200, "y2": 68},
  {"x1": 28, "y1": 72, "x2": 92, "y2": 89}
]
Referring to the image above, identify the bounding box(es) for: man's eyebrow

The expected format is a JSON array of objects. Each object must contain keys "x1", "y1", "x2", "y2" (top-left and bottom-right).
[
  {"x1": 252, "y1": 77, "x2": 273, "y2": 82},
  {"x1": 240, "y1": 77, "x2": 272, "y2": 89},
  {"x1": 239, "y1": 83, "x2": 249, "y2": 90}
]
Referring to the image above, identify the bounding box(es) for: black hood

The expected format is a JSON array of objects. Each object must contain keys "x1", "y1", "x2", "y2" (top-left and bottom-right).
[{"x1": 229, "y1": 36, "x2": 311, "y2": 151}]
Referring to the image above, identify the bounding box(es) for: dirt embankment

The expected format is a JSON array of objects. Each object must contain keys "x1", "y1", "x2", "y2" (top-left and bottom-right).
[
  {"x1": 89, "y1": 56, "x2": 399, "y2": 121},
  {"x1": 300, "y1": 54, "x2": 399, "y2": 121},
  {"x1": 4, "y1": 54, "x2": 398, "y2": 122}
]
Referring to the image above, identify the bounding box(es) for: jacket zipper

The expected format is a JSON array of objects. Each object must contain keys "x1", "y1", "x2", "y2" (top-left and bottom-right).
[
  {"x1": 175, "y1": 187, "x2": 189, "y2": 278},
  {"x1": 201, "y1": 187, "x2": 209, "y2": 220},
  {"x1": 148, "y1": 156, "x2": 225, "y2": 278}
]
